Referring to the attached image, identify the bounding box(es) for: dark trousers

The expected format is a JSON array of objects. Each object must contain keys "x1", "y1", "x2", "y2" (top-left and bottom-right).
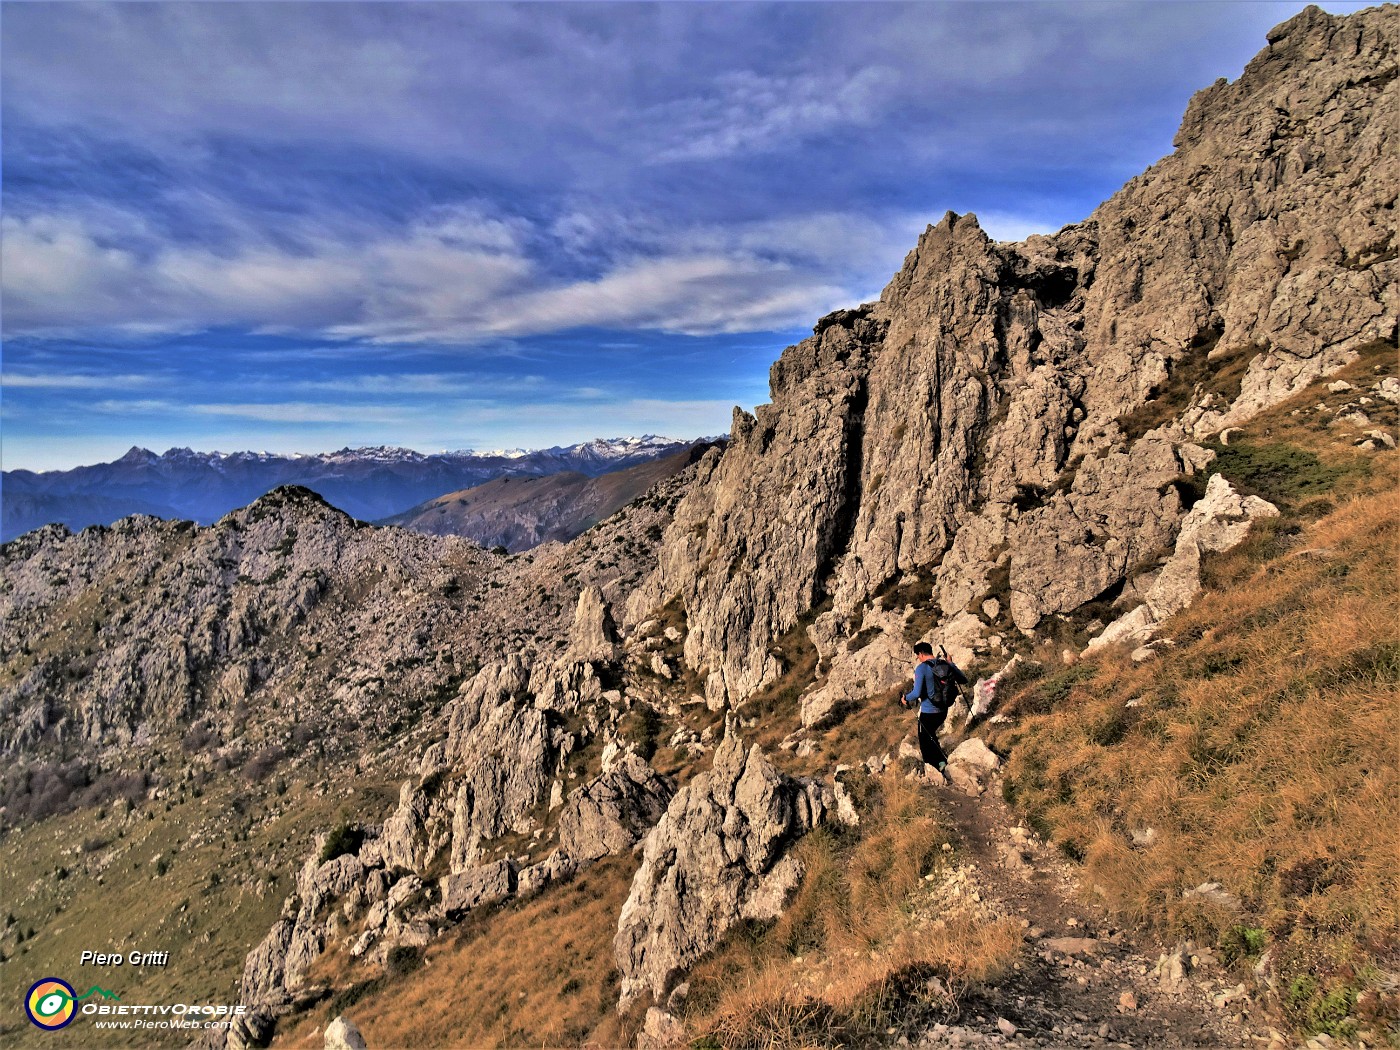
[{"x1": 918, "y1": 710, "x2": 948, "y2": 768}]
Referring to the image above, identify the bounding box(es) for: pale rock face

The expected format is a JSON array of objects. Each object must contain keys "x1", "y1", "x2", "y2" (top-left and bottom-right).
[
  {"x1": 1145, "y1": 475, "x2": 1280, "y2": 621},
  {"x1": 445, "y1": 664, "x2": 556, "y2": 872},
  {"x1": 240, "y1": 919, "x2": 295, "y2": 1008},
  {"x1": 566, "y1": 585, "x2": 619, "y2": 665},
  {"x1": 800, "y1": 604, "x2": 907, "y2": 728},
  {"x1": 925, "y1": 610, "x2": 988, "y2": 670},
  {"x1": 323, "y1": 1015, "x2": 369, "y2": 1050},
  {"x1": 441, "y1": 859, "x2": 517, "y2": 916},
  {"x1": 1007, "y1": 438, "x2": 1187, "y2": 632},
  {"x1": 631, "y1": 5, "x2": 1396, "y2": 709},
  {"x1": 378, "y1": 774, "x2": 451, "y2": 874},
  {"x1": 1089, "y1": 475, "x2": 1279, "y2": 651},
  {"x1": 1089, "y1": 605, "x2": 1158, "y2": 653},
  {"x1": 238, "y1": 849, "x2": 369, "y2": 1013},
  {"x1": 556, "y1": 753, "x2": 674, "y2": 865},
  {"x1": 613, "y1": 727, "x2": 831, "y2": 1010}
]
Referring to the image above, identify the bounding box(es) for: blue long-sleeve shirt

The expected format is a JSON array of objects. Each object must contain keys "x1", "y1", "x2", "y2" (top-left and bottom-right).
[{"x1": 905, "y1": 658, "x2": 968, "y2": 714}]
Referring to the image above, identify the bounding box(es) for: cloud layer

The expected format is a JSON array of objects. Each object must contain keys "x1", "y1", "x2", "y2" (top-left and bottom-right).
[{"x1": 1, "y1": 1, "x2": 1360, "y2": 469}]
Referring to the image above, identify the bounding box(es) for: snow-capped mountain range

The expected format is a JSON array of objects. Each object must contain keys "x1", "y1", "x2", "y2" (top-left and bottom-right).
[{"x1": 1, "y1": 436, "x2": 708, "y2": 542}]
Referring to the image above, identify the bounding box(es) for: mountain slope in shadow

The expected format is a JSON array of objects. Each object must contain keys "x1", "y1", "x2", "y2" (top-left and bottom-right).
[{"x1": 382, "y1": 441, "x2": 723, "y2": 551}]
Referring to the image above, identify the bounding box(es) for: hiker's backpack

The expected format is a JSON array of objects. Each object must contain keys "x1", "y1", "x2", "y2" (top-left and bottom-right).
[{"x1": 922, "y1": 659, "x2": 961, "y2": 711}]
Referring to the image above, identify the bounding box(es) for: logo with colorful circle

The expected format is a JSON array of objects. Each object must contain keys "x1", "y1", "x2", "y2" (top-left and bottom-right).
[{"x1": 25, "y1": 978, "x2": 120, "y2": 1030}]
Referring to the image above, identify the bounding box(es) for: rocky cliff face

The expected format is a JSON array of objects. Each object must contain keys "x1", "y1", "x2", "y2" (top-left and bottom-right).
[
  {"x1": 614, "y1": 725, "x2": 836, "y2": 1011},
  {"x1": 632, "y1": 4, "x2": 1397, "y2": 709}
]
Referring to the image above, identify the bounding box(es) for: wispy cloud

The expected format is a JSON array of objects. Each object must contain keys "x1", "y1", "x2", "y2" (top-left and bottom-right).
[
  {"x1": 3, "y1": 372, "x2": 154, "y2": 389},
  {"x1": 2, "y1": 0, "x2": 1347, "y2": 469},
  {"x1": 3, "y1": 202, "x2": 925, "y2": 344},
  {"x1": 86, "y1": 398, "x2": 416, "y2": 425},
  {"x1": 647, "y1": 67, "x2": 894, "y2": 163}
]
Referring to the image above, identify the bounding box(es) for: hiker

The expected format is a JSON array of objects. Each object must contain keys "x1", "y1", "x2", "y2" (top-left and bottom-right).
[{"x1": 898, "y1": 641, "x2": 968, "y2": 785}]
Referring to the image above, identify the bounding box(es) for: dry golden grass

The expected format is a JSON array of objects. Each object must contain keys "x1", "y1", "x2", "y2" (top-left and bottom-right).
[
  {"x1": 270, "y1": 855, "x2": 641, "y2": 1050},
  {"x1": 997, "y1": 482, "x2": 1400, "y2": 1040},
  {"x1": 681, "y1": 774, "x2": 1021, "y2": 1048}
]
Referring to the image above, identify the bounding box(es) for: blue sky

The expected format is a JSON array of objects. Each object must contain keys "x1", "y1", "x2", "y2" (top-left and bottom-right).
[{"x1": 0, "y1": 0, "x2": 1369, "y2": 471}]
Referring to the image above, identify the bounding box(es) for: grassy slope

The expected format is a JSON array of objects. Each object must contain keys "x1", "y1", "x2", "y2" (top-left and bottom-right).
[
  {"x1": 266, "y1": 773, "x2": 1022, "y2": 1050},
  {"x1": 268, "y1": 855, "x2": 641, "y2": 1050},
  {"x1": 0, "y1": 774, "x2": 399, "y2": 1049},
  {"x1": 993, "y1": 348, "x2": 1399, "y2": 1040}
]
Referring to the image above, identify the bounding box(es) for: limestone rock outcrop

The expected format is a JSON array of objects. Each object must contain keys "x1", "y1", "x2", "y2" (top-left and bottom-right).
[
  {"x1": 614, "y1": 727, "x2": 831, "y2": 1010},
  {"x1": 631, "y1": 4, "x2": 1396, "y2": 709},
  {"x1": 323, "y1": 1015, "x2": 369, "y2": 1050},
  {"x1": 800, "y1": 605, "x2": 907, "y2": 728},
  {"x1": 557, "y1": 753, "x2": 674, "y2": 865},
  {"x1": 1089, "y1": 475, "x2": 1279, "y2": 652},
  {"x1": 442, "y1": 859, "x2": 517, "y2": 916},
  {"x1": 565, "y1": 585, "x2": 620, "y2": 666},
  {"x1": 376, "y1": 771, "x2": 451, "y2": 874},
  {"x1": 1006, "y1": 437, "x2": 1188, "y2": 631},
  {"x1": 444, "y1": 659, "x2": 556, "y2": 871}
]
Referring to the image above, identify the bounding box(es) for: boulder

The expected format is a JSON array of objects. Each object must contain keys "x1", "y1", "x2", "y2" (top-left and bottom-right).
[
  {"x1": 557, "y1": 753, "x2": 673, "y2": 865},
  {"x1": 441, "y1": 859, "x2": 517, "y2": 916},
  {"x1": 324, "y1": 1015, "x2": 369, "y2": 1050},
  {"x1": 637, "y1": 1007, "x2": 687, "y2": 1050},
  {"x1": 614, "y1": 726, "x2": 830, "y2": 1010},
  {"x1": 968, "y1": 654, "x2": 1021, "y2": 725},
  {"x1": 1145, "y1": 474, "x2": 1279, "y2": 621},
  {"x1": 945, "y1": 737, "x2": 1001, "y2": 795}
]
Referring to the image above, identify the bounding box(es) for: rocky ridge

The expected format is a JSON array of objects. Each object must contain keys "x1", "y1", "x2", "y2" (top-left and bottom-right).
[
  {"x1": 0, "y1": 458, "x2": 702, "y2": 830},
  {"x1": 629, "y1": 3, "x2": 1397, "y2": 710}
]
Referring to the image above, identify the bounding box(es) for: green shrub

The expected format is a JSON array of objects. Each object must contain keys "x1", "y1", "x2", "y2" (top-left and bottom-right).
[
  {"x1": 319, "y1": 822, "x2": 364, "y2": 865},
  {"x1": 1201, "y1": 441, "x2": 1359, "y2": 508},
  {"x1": 384, "y1": 944, "x2": 424, "y2": 978},
  {"x1": 1218, "y1": 924, "x2": 1267, "y2": 967}
]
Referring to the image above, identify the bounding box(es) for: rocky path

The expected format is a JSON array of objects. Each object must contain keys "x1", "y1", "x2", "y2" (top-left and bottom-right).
[{"x1": 915, "y1": 778, "x2": 1285, "y2": 1050}]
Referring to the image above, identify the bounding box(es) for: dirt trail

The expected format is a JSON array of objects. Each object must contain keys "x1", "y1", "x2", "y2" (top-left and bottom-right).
[{"x1": 922, "y1": 777, "x2": 1274, "y2": 1049}]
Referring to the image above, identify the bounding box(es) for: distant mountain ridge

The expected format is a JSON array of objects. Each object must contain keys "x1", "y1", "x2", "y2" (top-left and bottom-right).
[
  {"x1": 382, "y1": 441, "x2": 724, "y2": 551},
  {"x1": 1, "y1": 435, "x2": 702, "y2": 541}
]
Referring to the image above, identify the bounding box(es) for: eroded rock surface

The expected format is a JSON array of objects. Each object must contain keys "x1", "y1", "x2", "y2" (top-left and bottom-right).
[
  {"x1": 557, "y1": 752, "x2": 674, "y2": 866},
  {"x1": 1089, "y1": 475, "x2": 1279, "y2": 651},
  {"x1": 614, "y1": 727, "x2": 831, "y2": 1010},
  {"x1": 631, "y1": 4, "x2": 1396, "y2": 709}
]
